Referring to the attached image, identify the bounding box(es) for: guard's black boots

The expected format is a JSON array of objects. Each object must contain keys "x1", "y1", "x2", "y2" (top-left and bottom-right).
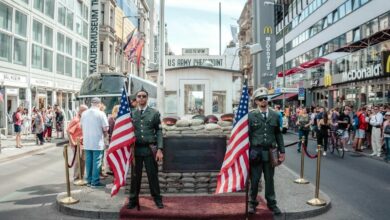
[
  {"x1": 248, "y1": 204, "x2": 256, "y2": 214},
  {"x1": 154, "y1": 200, "x2": 164, "y2": 209},
  {"x1": 269, "y1": 206, "x2": 282, "y2": 216},
  {"x1": 127, "y1": 200, "x2": 138, "y2": 209}
]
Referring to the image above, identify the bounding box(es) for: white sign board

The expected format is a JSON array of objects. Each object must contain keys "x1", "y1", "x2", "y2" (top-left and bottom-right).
[
  {"x1": 1, "y1": 73, "x2": 28, "y2": 87},
  {"x1": 31, "y1": 78, "x2": 54, "y2": 87},
  {"x1": 166, "y1": 55, "x2": 226, "y2": 68},
  {"x1": 182, "y1": 48, "x2": 209, "y2": 55}
]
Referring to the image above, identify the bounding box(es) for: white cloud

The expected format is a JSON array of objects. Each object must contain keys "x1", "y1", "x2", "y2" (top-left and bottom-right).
[{"x1": 165, "y1": 0, "x2": 246, "y2": 18}]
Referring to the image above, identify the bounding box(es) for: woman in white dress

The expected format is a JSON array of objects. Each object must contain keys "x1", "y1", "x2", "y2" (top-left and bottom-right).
[{"x1": 22, "y1": 108, "x2": 31, "y2": 136}]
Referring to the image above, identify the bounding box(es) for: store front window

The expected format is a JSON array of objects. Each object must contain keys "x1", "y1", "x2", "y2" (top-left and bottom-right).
[{"x1": 184, "y1": 84, "x2": 205, "y2": 115}]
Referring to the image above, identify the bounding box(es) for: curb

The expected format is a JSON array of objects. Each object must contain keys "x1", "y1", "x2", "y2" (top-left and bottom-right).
[
  {"x1": 281, "y1": 165, "x2": 332, "y2": 220},
  {"x1": 0, "y1": 139, "x2": 68, "y2": 164}
]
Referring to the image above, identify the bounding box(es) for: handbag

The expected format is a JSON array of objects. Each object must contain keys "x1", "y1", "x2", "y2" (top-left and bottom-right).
[
  {"x1": 384, "y1": 125, "x2": 390, "y2": 135},
  {"x1": 269, "y1": 147, "x2": 280, "y2": 167}
]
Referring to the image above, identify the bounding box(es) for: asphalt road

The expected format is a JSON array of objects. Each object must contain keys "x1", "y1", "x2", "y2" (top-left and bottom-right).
[
  {"x1": 283, "y1": 133, "x2": 390, "y2": 220},
  {"x1": 0, "y1": 146, "x2": 88, "y2": 220}
]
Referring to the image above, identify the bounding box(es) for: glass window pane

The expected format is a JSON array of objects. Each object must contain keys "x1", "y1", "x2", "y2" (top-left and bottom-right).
[
  {"x1": 75, "y1": 42, "x2": 81, "y2": 58},
  {"x1": 82, "y1": 63, "x2": 87, "y2": 79},
  {"x1": 57, "y1": 54, "x2": 64, "y2": 74},
  {"x1": 164, "y1": 91, "x2": 177, "y2": 114},
  {"x1": 15, "y1": 11, "x2": 27, "y2": 37},
  {"x1": 0, "y1": 2, "x2": 12, "y2": 31},
  {"x1": 352, "y1": 0, "x2": 360, "y2": 10},
  {"x1": 66, "y1": 37, "x2": 72, "y2": 55},
  {"x1": 32, "y1": 20, "x2": 43, "y2": 43},
  {"x1": 75, "y1": 16, "x2": 82, "y2": 35},
  {"x1": 32, "y1": 44, "x2": 42, "y2": 69},
  {"x1": 33, "y1": 0, "x2": 44, "y2": 12},
  {"x1": 184, "y1": 84, "x2": 205, "y2": 115},
  {"x1": 339, "y1": 4, "x2": 345, "y2": 18},
  {"x1": 43, "y1": 49, "x2": 53, "y2": 71},
  {"x1": 66, "y1": 11, "x2": 74, "y2": 30},
  {"x1": 370, "y1": 18, "x2": 379, "y2": 34},
  {"x1": 44, "y1": 26, "x2": 53, "y2": 47},
  {"x1": 58, "y1": 4, "x2": 66, "y2": 25},
  {"x1": 14, "y1": 38, "x2": 27, "y2": 65},
  {"x1": 361, "y1": 0, "x2": 369, "y2": 5},
  {"x1": 57, "y1": 33, "x2": 64, "y2": 52},
  {"x1": 45, "y1": 0, "x2": 55, "y2": 18},
  {"x1": 82, "y1": 45, "x2": 87, "y2": 61},
  {"x1": 65, "y1": 57, "x2": 72, "y2": 76},
  {"x1": 353, "y1": 28, "x2": 361, "y2": 42},
  {"x1": 75, "y1": 60, "x2": 81, "y2": 78},
  {"x1": 212, "y1": 91, "x2": 226, "y2": 114},
  {"x1": 0, "y1": 33, "x2": 11, "y2": 62},
  {"x1": 379, "y1": 13, "x2": 389, "y2": 31},
  {"x1": 345, "y1": 0, "x2": 352, "y2": 14},
  {"x1": 82, "y1": 21, "x2": 88, "y2": 38}
]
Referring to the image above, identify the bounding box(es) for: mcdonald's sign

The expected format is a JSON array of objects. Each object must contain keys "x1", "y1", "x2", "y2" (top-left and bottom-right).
[
  {"x1": 324, "y1": 73, "x2": 332, "y2": 87},
  {"x1": 264, "y1": 26, "x2": 273, "y2": 34},
  {"x1": 382, "y1": 51, "x2": 390, "y2": 74}
]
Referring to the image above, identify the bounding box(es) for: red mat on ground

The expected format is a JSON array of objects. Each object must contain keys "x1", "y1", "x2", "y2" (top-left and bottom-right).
[{"x1": 120, "y1": 195, "x2": 273, "y2": 220}]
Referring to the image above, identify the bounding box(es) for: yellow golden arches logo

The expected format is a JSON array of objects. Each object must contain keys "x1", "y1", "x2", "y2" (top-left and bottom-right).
[
  {"x1": 264, "y1": 26, "x2": 273, "y2": 34},
  {"x1": 324, "y1": 73, "x2": 332, "y2": 87}
]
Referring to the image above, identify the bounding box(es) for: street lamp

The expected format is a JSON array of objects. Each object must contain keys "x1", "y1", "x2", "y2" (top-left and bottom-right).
[
  {"x1": 264, "y1": 0, "x2": 286, "y2": 110},
  {"x1": 121, "y1": 15, "x2": 140, "y2": 73}
]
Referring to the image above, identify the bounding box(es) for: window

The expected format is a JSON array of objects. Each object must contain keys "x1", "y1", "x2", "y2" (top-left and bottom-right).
[
  {"x1": 352, "y1": 0, "x2": 360, "y2": 10},
  {"x1": 0, "y1": 2, "x2": 12, "y2": 31},
  {"x1": 57, "y1": 33, "x2": 64, "y2": 52},
  {"x1": 370, "y1": 18, "x2": 379, "y2": 34},
  {"x1": 67, "y1": 11, "x2": 74, "y2": 30},
  {"x1": 75, "y1": 42, "x2": 81, "y2": 59},
  {"x1": 99, "y1": 42, "x2": 103, "y2": 64},
  {"x1": 75, "y1": 17, "x2": 82, "y2": 35},
  {"x1": 65, "y1": 37, "x2": 72, "y2": 55},
  {"x1": 32, "y1": 20, "x2": 43, "y2": 43},
  {"x1": 32, "y1": 44, "x2": 43, "y2": 69},
  {"x1": 82, "y1": 46, "x2": 87, "y2": 61},
  {"x1": 45, "y1": 0, "x2": 55, "y2": 18},
  {"x1": 15, "y1": 11, "x2": 27, "y2": 37},
  {"x1": 353, "y1": 28, "x2": 361, "y2": 42},
  {"x1": 110, "y1": 8, "x2": 115, "y2": 27},
  {"x1": 361, "y1": 0, "x2": 369, "y2": 5},
  {"x1": 212, "y1": 91, "x2": 226, "y2": 114},
  {"x1": 0, "y1": 33, "x2": 11, "y2": 62},
  {"x1": 82, "y1": 63, "x2": 87, "y2": 79},
  {"x1": 184, "y1": 84, "x2": 205, "y2": 115},
  {"x1": 338, "y1": 4, "x2": 346, "y2": 19},
  {"x1": 100, "y1": 3, "x2": 104, "y2": 25},
  {"x1": 65, "y1": 57, "x2": 72, "y2": 76},
  {"x1": 34, "y1": 0, "x2": 44, "y2": 13},
  {"x1": 332, "y1": 10, "x2": 339, "y2": 23},
  {"x1": 43, "y1": 49, "x2": 52, "y2": 71},
  {"x1": 346, "y1": 30, "x2": 353, "y2": 43},
  {"x1": 14, "y1": 38, "x2": 27, "y2": 65},
  {"x1": 57, "y1": 54, "x2": 64, "y2": 74},
  {"x1": 345, "y1": 0, "x2": 352, "y2": 14},
  {"x1": 58, "y1": 4, "x2": 66, "y2": 25},
  {"x1": 379, "y1": 13, "x2": 389, "y2": 31},
  {"x1": 44, "y1": 26, "x2": 53, "y2": 47},
  {"x1": 164, "y1": 91, "x2": 177, "y2": 114},
  {"x1": 82, "y1": 21, "x2": 88, "y2": 38},
  {"x1": 75, "y1": 61, "x2": 81, "y2": 78}
]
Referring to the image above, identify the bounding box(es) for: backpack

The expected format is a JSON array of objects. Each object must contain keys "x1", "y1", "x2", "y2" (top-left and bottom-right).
[
  {"x1": 352, "y1": 115, "x2": 359, "y2": 129},
  {"x1": 12, "y1": 112, "x2": 18, "y2": 124}
]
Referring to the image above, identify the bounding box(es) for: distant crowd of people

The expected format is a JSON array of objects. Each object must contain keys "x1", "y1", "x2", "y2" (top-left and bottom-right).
[{"x1": 12, "y1": 104, "x2": 65, "y2": 148}]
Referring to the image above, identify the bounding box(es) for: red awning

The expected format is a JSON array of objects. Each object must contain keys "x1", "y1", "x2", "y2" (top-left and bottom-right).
[
  {"x1": 277, "y1": 67, "x2": 304, "y2": 77},
  {"x1": 271, "y1": 93, "x2": 298, "y2": 101},
  {"x1": 299, "y1": 57, "x2": 330, "y2": 69}
]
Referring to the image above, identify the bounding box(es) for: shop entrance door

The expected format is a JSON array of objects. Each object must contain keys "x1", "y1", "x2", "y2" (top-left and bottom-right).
[
  {"x1": 6, "y1": 95, "x2": 18, "y2": 135},
  {"x1": 38, "y1": 95, "x2": 47, "y2": 109}
]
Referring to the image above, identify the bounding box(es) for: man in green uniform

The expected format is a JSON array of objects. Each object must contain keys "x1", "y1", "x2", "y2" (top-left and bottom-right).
[
  {"x1": 127, "y1": 88, "x2": 164, "y2": 209},
  {"x1": 248, "y1": 87, "x2": 285, "y2": 215}
]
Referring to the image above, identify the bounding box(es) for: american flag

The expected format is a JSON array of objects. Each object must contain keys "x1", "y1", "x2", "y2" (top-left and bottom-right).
[
  {"x1": 107, "y1": 88, "x2": 136, "y2": 197},
  {"x1": 216, "y1": 80, "x2": 250, "y2": 193}
]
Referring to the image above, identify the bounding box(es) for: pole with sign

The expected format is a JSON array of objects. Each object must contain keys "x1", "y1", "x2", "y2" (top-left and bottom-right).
[{"x1": 298, "y1": 87, "x2": 305, "y2": 106}]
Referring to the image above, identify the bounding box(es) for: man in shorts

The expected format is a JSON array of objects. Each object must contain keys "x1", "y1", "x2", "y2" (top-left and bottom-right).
[{"x1": 337, "y1": 106, "x2": 352, "y2": 151}]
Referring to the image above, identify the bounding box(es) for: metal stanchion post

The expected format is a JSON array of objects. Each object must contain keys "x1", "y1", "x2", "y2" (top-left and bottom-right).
[
  {"x1": 307, "y1": 145, "x2": 327, "y2": 206},
  {"x1": 59, "y1": 144, "x2": 79, "y2": 205},
  {"x1": 294, "y1": 137, "x2": 309, "y2": 184},
  {"x1": 74, "y1": 139, "x2": 86, "y2": 186}
]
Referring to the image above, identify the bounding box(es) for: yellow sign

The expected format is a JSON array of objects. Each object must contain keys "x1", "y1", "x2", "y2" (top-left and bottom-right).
[
  {"x1": 386, "y1": 53, "x2": 390, "y2": 73},
  {"x1": 324, "y1": 73, "x2": 332, "y2": 87},
  {"x1": 264, "y1": 26, "x2": 273, "y2": 34}
]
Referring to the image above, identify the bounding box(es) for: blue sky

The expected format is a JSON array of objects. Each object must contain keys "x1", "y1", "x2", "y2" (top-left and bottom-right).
[{"x1": 165, "y1": 0, "x2": 247, "y2": 55}]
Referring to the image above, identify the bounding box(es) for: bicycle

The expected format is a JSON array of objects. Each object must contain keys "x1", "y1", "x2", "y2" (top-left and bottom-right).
[{"x1": 329, "y1": 130, "x2": 345, "y2": 158}]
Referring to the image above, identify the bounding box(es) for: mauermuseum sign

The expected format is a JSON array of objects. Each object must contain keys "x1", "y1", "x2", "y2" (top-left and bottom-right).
[{"x1": 89, "y1": 0, "x2": 100, "y2": 75}]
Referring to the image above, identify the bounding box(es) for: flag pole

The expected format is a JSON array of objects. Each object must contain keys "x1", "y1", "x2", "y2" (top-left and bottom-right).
[{"x1": 243, "y1": 69, "x2": 249, "y2": 220}]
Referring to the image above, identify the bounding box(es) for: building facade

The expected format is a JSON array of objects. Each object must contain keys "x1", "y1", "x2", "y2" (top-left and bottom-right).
[
  {"x1": 274, "y1": 0, "x2": 390, "y2": 109},
  {"x1": 0, "y1": 0, "x2": 91, "y2": 135},
  {"x1": 238, "y1": 0, "x2": 253, "y2": 92}
]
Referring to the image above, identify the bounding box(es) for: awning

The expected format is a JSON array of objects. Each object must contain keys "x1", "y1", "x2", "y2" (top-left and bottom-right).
[
  {"x1": 268, "y1": 93, "x2": 282, "y2": 100},
  {"x1": 335, "y1": 28, "x2": 390, "y2": 53},
  {"x1": 299, "y1": 57, "x2": 330, "y2": 69},
  {"x1": 277, "y1": 67, "x2": 304, "y2": 77},
  {"x1": 270, "y1": 93, "x2": 298, "y2": 101}
]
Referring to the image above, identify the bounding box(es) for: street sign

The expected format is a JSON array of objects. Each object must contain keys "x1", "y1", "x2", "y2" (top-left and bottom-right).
[{"x1": 298, "y1": 87, "x2": 305, "y2": 100}]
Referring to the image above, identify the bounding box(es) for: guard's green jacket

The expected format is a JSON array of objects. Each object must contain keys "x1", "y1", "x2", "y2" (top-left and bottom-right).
[
  {"x1": 132, "y1": 107, "x2": 163, "y2": 156},
  {"x1": 248, "y1": 108, "x2": 285, "y2": 154}
]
